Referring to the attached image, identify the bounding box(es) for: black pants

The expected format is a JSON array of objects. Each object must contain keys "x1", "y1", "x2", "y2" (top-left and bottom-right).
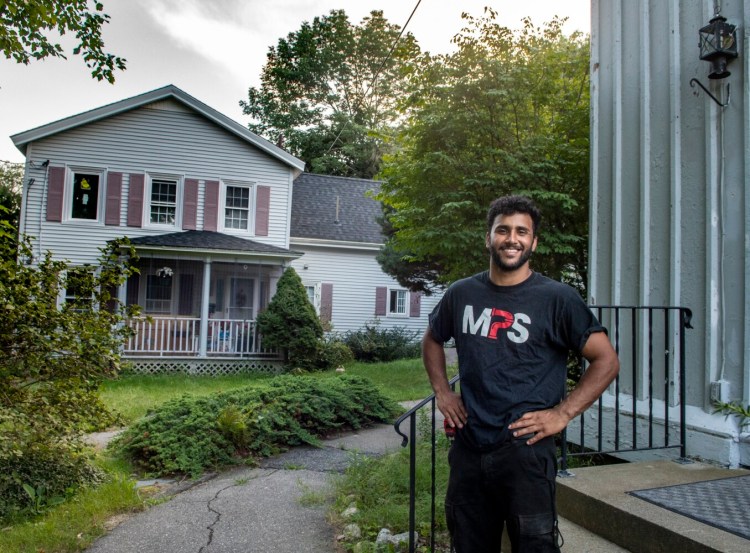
[{"x1": 445, "y1": 435, "x2": 561, "y2": 553}]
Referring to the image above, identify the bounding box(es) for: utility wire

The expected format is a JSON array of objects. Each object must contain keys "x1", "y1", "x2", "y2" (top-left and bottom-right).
[{"x1": 323, "y1": 0, "x2": 422, "y2": 156}]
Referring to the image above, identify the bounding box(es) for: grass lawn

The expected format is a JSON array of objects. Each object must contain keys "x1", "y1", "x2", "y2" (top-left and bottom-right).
[
  {"x1": 100, "y1": 372, "x2": 272, "y2": 423},
  {"x1": 4, "y1": 357, "x2": 443, "y2": 553},
  {"x1": 101, "y1": 357, "x2": 442, "y2": 423}
]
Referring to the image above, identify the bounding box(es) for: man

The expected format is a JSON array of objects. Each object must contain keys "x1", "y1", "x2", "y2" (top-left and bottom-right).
[{"x1": 423, "y1": 195, "x2": 619, "y2": 553}]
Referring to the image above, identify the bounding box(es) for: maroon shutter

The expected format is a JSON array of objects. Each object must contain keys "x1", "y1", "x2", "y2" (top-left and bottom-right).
[
  {"x1": 409, "y1": 291, "x2": 422, "y2": 318},
  {"x1": 127, "y1": 174, "x2": 145, "y2": 227},
  {"x1": 320, "y1": 283, "x2": 333, "y2": 323},
  {"x1": 255, "y1": 185, "x2": 270, "y2": 236},
  {"x1": 46, "y1": 166, "x2": 65, "y2": 222},
  {"x1": 375, "y1": 286, "x2": 387, "y2": 316},
  {"x1": 182, "y1": 178, "x2": 198, "y2": 230},
  {"x1": 105, "y1": 172, "x2": 123, "y2": 226},
  {"x1": 204, "y1": 180, "x2": 219, "y2": 231}
]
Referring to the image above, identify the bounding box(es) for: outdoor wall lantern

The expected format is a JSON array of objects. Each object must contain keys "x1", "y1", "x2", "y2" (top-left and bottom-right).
[{"x1": 699, "y1": 15, "x2": 738, "y2": 79}]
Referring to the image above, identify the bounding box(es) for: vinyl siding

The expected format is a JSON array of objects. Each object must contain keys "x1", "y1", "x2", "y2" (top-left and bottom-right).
[
  {"x1": 289, "y1": 242, "x2": 443, "y2": 335},
  {"x1": 21, "y1": 101, "x2": 294, "y2": 264}
]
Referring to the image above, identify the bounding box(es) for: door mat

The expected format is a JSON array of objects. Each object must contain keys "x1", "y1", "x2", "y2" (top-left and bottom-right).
[{"x1": 628, "y1": 475, "x2": 750, "y2": 541}]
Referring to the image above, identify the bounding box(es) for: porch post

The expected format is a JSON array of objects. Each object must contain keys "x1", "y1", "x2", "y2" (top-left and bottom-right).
[
  {"x1": 117, "y1": 279, "x2": 127, "y2": 311},
  {"x1": 199, "y1": 257, "x2": 212, "y2": 357}
]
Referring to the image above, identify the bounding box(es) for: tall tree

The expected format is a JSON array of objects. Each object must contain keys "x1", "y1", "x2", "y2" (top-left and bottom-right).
[
  {"x1": 0, "y1": 0, "x2": 125, "y2": 83},
  {"x1": 241, "y1": 9, "x2": 422, "y2": 179},
  {"x1": 377, "y1": 11, "x2": 590, "y2": 293},
  {"x1": 0, "y1": 161, "x2": 22, "y2": 235}
]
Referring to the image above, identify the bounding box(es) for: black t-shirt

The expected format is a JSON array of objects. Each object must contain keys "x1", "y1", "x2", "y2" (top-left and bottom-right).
[{"x1": 429, "y1": 271, "x2": 605, "y2": 451}]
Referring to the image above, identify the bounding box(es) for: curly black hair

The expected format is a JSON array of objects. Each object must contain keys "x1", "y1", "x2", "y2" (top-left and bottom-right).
[{"x1": 486, "y1": 195, "x2": 542, "y2": 235}]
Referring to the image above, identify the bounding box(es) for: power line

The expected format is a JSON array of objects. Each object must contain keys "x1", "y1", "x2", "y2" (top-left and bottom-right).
[{"x1": 323, "y1": 0, "x2": 423, "y2": 157}]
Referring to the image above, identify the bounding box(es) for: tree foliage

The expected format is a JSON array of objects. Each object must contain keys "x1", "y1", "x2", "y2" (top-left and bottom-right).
[
  {"x1": 0, "y1": 232, "x2": 138, "y2": 518},
  {"x1": 377, "y1": 11, "x2": 590, "y2": 292},
  {"x1": 0, "y1": 161, "x2": 22, "y2": 239},
  {"x1": 241, "y1": 9, "x2": 422, "y2": 179},
  {"x1": 0, "y1": 0, "x2": 125, "y2": 83}
]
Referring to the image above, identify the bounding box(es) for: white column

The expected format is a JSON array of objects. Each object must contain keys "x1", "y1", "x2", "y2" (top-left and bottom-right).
[{"x1": 199, "y1": 257, "x2": 212, "y2": 357}]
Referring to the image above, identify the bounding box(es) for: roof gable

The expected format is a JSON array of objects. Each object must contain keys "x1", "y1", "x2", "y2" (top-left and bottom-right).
[
  {"x1": 291, "y1": 173, "x2": 384, "y2": 245},
  {"x1": 11, "y1": 85, "x2": 305, "y2": 174}
]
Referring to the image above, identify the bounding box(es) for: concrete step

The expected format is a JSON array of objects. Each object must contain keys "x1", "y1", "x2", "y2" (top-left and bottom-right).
[
  {"x1": 556, "y1": 460, "x2": 750, "y2": 553},
  {"x1": 498, "y1": 516, "x2": 631, "y2": 552},
  {"x1": 557, "y1": 516, "x2": 632, "y2": 552}
]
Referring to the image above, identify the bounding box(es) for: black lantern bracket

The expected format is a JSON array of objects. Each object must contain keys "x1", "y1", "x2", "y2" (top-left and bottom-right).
[{"x1": 690, "y1": 78, "x2": 730, "y2": 107}]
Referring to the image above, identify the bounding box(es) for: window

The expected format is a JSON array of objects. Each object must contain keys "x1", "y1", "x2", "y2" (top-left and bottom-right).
[
  {"x1": 70, "y1": 171, "x2": 101, "y2": 220},
  {"x1": 146, "y1": 274, "x2": 173, "y2": 313},
  {"x1": 305, "y1": 285, "x2": 316, "y2": 305},
  {"x1": 225, "y1": 185, "x2": 251, "y2": 230},
  {"x1": 389, "y1": 289, "x2": 407, "y2": 315},
  {"x1": 149, "y1": 177, "x2": 178, "y2": 225},
  {"x1": 220, "y1": 181, "x2": 254, "y2": 233},
  {"x1": 305, "y1": 283, "x2": 321, "y2": 315}
]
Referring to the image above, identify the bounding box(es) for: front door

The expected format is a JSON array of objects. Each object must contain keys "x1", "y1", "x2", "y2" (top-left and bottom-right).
[{"x1": 228, "y1": 277, "x2": 254, "y2": 320}]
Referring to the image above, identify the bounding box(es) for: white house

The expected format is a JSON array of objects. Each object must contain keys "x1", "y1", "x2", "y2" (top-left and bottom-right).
[{"x1": 11, "y1": 85, "x2": 439, "y2": 374}]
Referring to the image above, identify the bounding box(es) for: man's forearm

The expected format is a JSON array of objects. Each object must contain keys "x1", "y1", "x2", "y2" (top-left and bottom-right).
[
  {"x1": 556, "y1": 355, "x2": 620, "y2": 422},
  {"x1": 422, "y1": 328, "x2": 450, "y2": 394},
  {"x1": 422, "y1": 327, "x2": 467, "y2": 427}
]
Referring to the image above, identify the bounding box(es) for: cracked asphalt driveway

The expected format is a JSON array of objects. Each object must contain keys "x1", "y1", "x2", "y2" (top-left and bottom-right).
[{"x1": 84, "y1": 422, "x2": 410, "y2": 553}]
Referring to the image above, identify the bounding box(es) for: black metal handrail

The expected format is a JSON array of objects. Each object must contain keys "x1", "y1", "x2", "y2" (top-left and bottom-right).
[{"x1": 393, "y1": 305, "x2": 693, "y2": 553}]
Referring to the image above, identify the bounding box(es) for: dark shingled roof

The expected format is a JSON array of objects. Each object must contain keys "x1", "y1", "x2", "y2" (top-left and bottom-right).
[
  {"x1": 291, "y1": 173, "x2": 385, "y2": 244},
  {"x1": 128, "y1": 230, "x2": 299, "y2": 256}
]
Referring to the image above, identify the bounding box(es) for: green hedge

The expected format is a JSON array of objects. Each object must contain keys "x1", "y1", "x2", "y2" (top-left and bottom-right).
[
  {"x1": 341, "y1": 323, "x2": 421, "y2": 362},
  {"x1": 112, "y1": 374, "x2": 400, "y2": 477}
]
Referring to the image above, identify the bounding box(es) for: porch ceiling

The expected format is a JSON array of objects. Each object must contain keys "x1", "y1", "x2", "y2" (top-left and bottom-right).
[{"x1": 123, "y1": 231, "x2": 303, "y2": 261}]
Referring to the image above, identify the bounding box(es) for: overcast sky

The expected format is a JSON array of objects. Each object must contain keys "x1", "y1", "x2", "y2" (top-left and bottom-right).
[{"x1": 0, "y1": 0, "x2": 589, "y2": 164}]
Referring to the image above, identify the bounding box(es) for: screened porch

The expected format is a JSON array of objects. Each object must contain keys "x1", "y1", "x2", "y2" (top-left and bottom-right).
[{"x1": 121, "y1": 254, "x2": 285, "y2": 359}]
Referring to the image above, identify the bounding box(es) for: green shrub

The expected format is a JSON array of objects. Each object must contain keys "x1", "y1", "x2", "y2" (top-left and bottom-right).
[
  {"x1": 0, "y1": 227, "x2": 137, "y2": 522},
  {"x1": 0, "y1": 436, "x2": 103, "y2": 521},
  {"x1": 112, "y1": 374, "x2": 400, "y2": 477},
  {"x1": 342, "y1": 322, "x2": 421, "y2": 362},
  {"x1": 257, "y1": 267, "x2": 323, "y2": 369},
  {"x1": 310, "y1": 338, "x2": 354, "y2": 371}
]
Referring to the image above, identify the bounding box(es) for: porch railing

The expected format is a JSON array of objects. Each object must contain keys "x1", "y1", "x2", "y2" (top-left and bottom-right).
[
  {"x1": 393, "y1": 305, "x2": 693, "y2": 553},
  {"x1": 124, "y1": 317, "x2": 272, "y2": 357}
]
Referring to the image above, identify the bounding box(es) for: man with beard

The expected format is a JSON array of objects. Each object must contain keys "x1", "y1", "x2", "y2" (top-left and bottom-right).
[{"x1": 423, "y1": 195, "x2": 619, "y2": 553}]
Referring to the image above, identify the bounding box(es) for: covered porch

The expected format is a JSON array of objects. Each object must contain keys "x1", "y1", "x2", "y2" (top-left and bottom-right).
[{"x1": 120, "y1": 231, "x2": 301, "y2": 361}]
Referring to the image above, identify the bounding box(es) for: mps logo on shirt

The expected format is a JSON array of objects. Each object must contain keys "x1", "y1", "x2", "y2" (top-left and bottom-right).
[{"x1": 461, "y1": 305, "x2": 530, "y2": 344}]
